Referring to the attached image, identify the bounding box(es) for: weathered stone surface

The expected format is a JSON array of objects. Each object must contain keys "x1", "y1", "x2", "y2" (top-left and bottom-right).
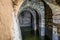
[
  {"x1": 0, "y1": 0, "x2": 23, "y2": 40},
  {"x1": 13, "y1": 0, "x2": 23, "y2": 15},
  {"x1": 44, "y1": 0, "x2": 60, "y2": 37},
  {"x1": 0, "y1": 0, "x2": 13, "y2": 40},
  {"x1": 0, "y1": 0, "x2": 60, "y2": 40}
]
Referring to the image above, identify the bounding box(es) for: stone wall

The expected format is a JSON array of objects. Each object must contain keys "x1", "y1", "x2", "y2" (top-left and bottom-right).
[
  {"x1": 0, "y1": 0, "x2": 60, "y2": 40},
  {"x1": 0, "y1": 0, "x2": 13, "y2": 40},
  {"x1": 0, "y1": 0, "x2": 23, "y2": 40}
]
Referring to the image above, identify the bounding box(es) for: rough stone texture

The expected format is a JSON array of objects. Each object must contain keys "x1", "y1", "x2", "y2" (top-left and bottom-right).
[
  {"x1": 0, "y1": 0, "x2": 24, "y2": 40},
  {"x1": 44, "y1": 0, "x2": 60, "y2": 36},
  {"x1": 13, "y1": 0, "x2": 60, "y2": 38},
  {"x1": 13, "y1": 0, "x2": 23, "y2": 15},
  {"x1": 0, "y1": 0, "x2": 13, "y2": 40},
  {"x1": 0, "y1": 0, "x2": 60, "y2": 40}
]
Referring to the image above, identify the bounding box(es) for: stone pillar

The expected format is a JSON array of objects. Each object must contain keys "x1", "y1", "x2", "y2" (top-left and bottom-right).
[{"x1": 40, "y1": 1, "x2": 45, "y2": 40}]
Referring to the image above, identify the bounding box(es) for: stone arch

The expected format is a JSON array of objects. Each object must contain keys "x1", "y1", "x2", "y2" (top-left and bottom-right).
[
  {"x1": 43, "y1": 1, "x2": 53, "y2": 40},
  {"x1": 18, "y1": 7, "x2": 40, "y2": 30},
  {"x1": 17, "y1": 7, "x2": 41, "y2": 40}
]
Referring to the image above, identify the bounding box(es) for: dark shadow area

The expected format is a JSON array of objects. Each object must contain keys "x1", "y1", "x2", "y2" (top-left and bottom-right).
[
  {"x1": 45, "y1": 35, "x2": 51, "y2": 40},
  {"x1": 56, "y1": 0, "x2": 60, "y2": 6},
  {"x1": 18, "y1": 7, "x2": 40, "y2": 40},
  {"x1": 43, "y1": 1, "x2": 53, "y2": 40}
]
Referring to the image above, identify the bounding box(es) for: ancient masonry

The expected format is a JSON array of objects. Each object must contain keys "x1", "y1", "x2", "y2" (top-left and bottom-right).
[{"x1": 0, "y1": 0, "x2": 60, "y2": 40}]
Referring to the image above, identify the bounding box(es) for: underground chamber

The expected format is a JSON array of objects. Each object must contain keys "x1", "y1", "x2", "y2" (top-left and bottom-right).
[
  {"x1": 17, "y1": 0, "x2": 54, "y2": 40},
  {"x1": 18, "y1": 7, "x2": 41, "y2": 40}
]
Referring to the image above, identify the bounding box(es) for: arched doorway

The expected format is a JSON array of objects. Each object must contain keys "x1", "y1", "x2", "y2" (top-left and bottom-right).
[{"x1": 18, "y1": 7, "x2": 40, "y2": 40}]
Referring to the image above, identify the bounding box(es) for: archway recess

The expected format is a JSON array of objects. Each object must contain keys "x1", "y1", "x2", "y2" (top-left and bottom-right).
[{"x1": 18, "y1": 7, "x2": 40, "y2": 40}]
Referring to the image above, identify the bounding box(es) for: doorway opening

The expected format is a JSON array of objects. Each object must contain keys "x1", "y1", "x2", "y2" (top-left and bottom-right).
[{"x1": 18, "y1": 7, "x2": 40, "y2": 40}]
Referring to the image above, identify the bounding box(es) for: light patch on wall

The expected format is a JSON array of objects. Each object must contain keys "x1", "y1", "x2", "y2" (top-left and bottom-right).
[{"x1": 11, "y1": 12, "x2": 22, "y2": 40}]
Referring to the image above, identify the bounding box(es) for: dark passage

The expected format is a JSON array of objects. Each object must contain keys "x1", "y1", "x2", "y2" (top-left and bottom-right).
[
  {"x1": 18, "y1": 9, "x2": 40, "y2": 40},
  {"x1": 18, "y1": 1, "x2": 53, "y2": 40}
]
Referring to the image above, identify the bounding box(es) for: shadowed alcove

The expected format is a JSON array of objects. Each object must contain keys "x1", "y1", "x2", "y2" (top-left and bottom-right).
[
  {"x1": 43, "y1": 1, "x2": 53, "y2": 40},
  {"x1": 18, "y1": 7, "x2": 40, "y2": 40}
]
